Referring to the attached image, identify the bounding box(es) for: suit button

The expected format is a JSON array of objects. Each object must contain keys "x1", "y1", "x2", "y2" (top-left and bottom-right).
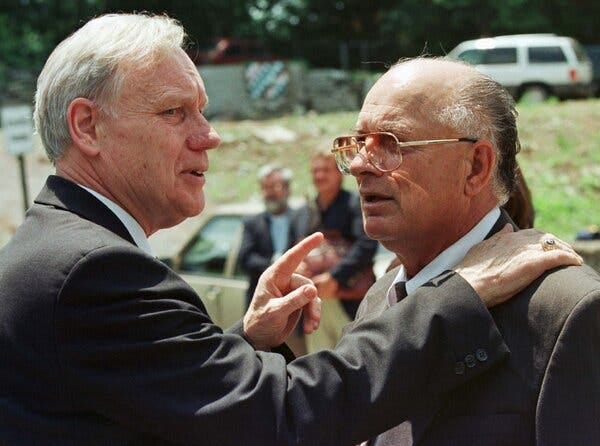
[
  {"x1": 454, "y1": 361, "x2": 465, "y2": 375},
  {"x1": 465, "y1": 354, "x2": 476, "y2": 368},
  {"x1": 476, "y1": 348, "x2": 488, "y2": 362}
]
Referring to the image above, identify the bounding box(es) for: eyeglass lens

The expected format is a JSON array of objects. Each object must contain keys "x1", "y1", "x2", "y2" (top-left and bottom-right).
[{"x1": 333, "y1": 133, "x2": 402, "y2": 173}]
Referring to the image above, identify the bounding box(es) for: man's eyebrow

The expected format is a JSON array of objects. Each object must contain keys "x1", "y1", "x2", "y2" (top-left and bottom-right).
[
  {"x1": 354, "y1": 122, "x2": 407, "y2": 136},
  {"x1": 149, "y1": 89, "x2": 209, "y2": 109}
]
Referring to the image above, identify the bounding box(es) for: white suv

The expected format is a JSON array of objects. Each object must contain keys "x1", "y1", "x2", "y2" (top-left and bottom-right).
[{"x1": 447, "y1": 34, "x2": 594, "y2": 102}]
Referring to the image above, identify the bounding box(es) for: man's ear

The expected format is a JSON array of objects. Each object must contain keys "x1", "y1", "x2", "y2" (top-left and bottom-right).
[
  {"x1": 67, "y1": 98, "x2": 102, "y2": 157},
  {"x1": 465, "y1": 140, "x2": 495, "y2": 197}
]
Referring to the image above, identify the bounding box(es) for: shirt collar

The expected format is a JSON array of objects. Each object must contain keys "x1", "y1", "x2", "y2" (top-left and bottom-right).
[
  {"x1": 387, "y1": 207, "x2": 500, "y2": 305},
  {"x1": 77, "y1": 184, "x2": 154, "y2": 256}
]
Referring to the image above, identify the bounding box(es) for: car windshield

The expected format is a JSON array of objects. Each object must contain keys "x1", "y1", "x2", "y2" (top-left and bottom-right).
[{"x1": 180, "y1": 215, "x2": 242, "y2": 275}]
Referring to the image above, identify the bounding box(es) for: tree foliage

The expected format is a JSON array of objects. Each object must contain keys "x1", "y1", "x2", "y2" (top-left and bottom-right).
[{"x1": 0, "y1": 0, "x2": 598, "y2": 101}]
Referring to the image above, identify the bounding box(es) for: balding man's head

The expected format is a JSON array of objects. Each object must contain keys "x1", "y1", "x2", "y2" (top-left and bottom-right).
[
  {"x1": 377, "y1": 57, "x2": 520, "y2": 203},
  {"x1": 351, "y1": 57, "x2": 520, "y2": 272}
]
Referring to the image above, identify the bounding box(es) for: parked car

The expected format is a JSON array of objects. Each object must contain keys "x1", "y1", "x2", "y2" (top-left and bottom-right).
[
  {"x1": 446, "y1": 34, "x2": 594, "y2": 102},
  {"x1": 151, "y1": 200, "x2": 394, "y2": 328}
]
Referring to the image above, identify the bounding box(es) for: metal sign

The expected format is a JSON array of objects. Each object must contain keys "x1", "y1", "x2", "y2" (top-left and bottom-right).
[
  {"x1": 245, "y1": 62, "x2": 290, "y2": 100},
  {"x1": 1, "y1": 105, "x2": 34, "y2": 155}
]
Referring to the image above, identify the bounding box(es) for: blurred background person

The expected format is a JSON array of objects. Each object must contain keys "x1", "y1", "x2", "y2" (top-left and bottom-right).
[
  {"x1": 239, "y1": 165, "x2": 297, "y2": 307},
  {"x1": 238, "y1": 165, "x2": 307, "y2": 355},
  {"x1": 296, "y1": 147, "x2": 378, "y2": 353}
]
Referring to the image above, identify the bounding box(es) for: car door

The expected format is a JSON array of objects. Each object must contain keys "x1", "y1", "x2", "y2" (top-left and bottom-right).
[
  {"x1": 176, "y1": 214, "x2": 248, "y2": 328},
  {"x1": 525, "y1": 45, "x2": 570, "y2": 85}
]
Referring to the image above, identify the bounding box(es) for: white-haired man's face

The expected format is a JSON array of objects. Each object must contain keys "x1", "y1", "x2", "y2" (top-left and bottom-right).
[{"x1": 92, "y1": 48, "x2": 221, "y2": 234}]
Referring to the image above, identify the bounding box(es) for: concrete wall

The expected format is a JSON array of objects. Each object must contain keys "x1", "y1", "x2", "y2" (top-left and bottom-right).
[{"x1": 199, "y1": 62, "x2": 378, "y2": 119}]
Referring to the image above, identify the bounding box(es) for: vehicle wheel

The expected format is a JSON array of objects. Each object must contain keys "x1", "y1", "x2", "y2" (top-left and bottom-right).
[{"x1": 519, "y1": 85, "x2": 549, "y2": 103}]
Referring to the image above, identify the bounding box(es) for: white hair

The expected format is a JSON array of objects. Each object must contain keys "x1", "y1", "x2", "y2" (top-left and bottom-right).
[
  {"x1": 33, "y1": 13, "x2": 186, "y2": 163},
  {"x1": 258, "y1": 165, "x2": 293, "y2": 184}
]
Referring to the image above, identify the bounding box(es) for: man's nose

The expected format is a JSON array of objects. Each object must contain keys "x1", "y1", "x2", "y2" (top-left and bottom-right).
[
  {"x1": 349, "y1": 148, "x2": 379, "y2": 177},
  {"x1": 187, "y1": 113, "x2": 221, "y2": 150}
]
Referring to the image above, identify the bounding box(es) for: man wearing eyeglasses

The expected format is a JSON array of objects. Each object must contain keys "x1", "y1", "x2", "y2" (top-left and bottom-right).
[{"x1": 336, "y1": 57, "x2": 600, "y2": 445}]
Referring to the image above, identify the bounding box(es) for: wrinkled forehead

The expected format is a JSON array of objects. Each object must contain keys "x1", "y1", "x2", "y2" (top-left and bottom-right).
[
  {"x1": 123, "y1": 49, "x2": 208, "y2": 106},
  {"x1": 356, "y1": 61, "x2": 458, "y2": 134}
]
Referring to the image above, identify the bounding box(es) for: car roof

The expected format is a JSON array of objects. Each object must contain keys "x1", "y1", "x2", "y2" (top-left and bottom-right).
[{"x1": 450, "y1": 34, "x2": 575, "y2": 52}]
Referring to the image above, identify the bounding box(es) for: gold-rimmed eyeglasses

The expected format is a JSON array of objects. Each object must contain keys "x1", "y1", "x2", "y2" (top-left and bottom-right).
[{"x1": 331, "y1": 132, "x2": 478, "y2": 174}]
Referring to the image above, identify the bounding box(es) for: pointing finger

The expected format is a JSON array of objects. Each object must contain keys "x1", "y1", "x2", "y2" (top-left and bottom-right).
[{"x1": 270, "y1": 232, "x2": 324, "y2": 279}]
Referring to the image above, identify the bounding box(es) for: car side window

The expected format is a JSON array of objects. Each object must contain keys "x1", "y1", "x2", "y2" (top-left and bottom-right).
[
  {"x1": 457, "y1": 49, "x2": 484, "y2": 65},
  {"x1": 180, "y1": 215, "x2": 242, "y2": 275},
  {"x1": 528, "y1": 46, "x2": 567, "y2": 63},
  {"x1": 483, "y1": 47, "x2": 517, "y2": 64},
  {"x1": 457, "y1": 47, "x2": 516, "y2": 65}
]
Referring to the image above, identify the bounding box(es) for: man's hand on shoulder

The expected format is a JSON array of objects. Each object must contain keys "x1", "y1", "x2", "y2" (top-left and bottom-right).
[
  {"x1": 455, "y1": 225, "x2": 583, "y2": 307},
  {"x1": 243, "y1": 232, "x2": 324, "y2": 350}
]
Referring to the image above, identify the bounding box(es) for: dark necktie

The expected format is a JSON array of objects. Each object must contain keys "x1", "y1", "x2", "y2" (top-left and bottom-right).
[{"x1": 395, "y1": 281, "x2": 407, "y2": 302}]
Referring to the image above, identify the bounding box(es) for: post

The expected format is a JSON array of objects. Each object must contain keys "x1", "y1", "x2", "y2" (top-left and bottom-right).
[
  {"x1": 17, "y1": 153, "x2": 30, "y2": 214},
  {"x1": 1, "y1": 104, "x2": 34, "y2": 217}
]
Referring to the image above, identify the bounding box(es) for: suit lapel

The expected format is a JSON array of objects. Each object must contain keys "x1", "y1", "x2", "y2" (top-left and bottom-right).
[
  {"x1": 362, "y1": 268, "x2": 398, "y2": 318},
  {"x1": 35, "y1": 175, "x2": 136, "y2": 245},
  {"x1": 343, "y1": 268, "x2": 398, "y2": 337}
]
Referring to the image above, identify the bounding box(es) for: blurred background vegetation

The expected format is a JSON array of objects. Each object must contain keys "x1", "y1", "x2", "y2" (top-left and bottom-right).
[
  {"x1": 204, "y1": 99, "x2": 600, "y2": 240},
  {"x1": 1, "y1": 0, "x2": 599, "y2": 103},
  {"x1": 0, "y1": 0, "x2": 598, "y2": 242}
]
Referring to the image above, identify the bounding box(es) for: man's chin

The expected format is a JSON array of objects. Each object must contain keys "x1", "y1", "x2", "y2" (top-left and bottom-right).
[
  {"x1": 364, "y1": 218, "x2": 389, "y2": 241},
  {"x1": 176, "y1": 196, "x2": 205, "y2": 221}
]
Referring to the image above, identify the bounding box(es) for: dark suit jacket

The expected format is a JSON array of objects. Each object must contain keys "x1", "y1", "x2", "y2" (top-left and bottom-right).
[
  {"x1": 0, "y1": 176, "x2": 511, "y2": 445},
  {"x1": 352, "y1": 211, "x2": 600, "y2": 445},
  {"x1": 238, "y1": 209, "x2": 299, "y2": 306},
  {"x1": 295, "y1": 189, "x2": 378, "y2": 318}
]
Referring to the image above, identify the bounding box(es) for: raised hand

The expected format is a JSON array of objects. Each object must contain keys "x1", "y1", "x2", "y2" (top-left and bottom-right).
[{"x1": 243, "y1": 232, "x2": 324, "y2": 350}]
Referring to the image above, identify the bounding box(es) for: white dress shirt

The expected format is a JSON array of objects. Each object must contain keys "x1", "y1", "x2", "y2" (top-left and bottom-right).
[{"x1": 387, "y1": 207, "x2": 501, "y2": 305}]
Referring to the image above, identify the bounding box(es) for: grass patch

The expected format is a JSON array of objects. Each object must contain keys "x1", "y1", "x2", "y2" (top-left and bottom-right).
[{"x1": 205, "y1": 99, "x2": 600, "y2": 241}]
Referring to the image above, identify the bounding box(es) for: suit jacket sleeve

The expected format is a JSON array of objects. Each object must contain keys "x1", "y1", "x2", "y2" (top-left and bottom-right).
[
  {"x1": 238, "y1": 215, "x2": 272, "y2": 276},
  {"x1": 536, "y1": 288, "x2": 600, "y2": 444},
  {"x1": 56, "y1": 246, "x2": 509, "y2": 446}
]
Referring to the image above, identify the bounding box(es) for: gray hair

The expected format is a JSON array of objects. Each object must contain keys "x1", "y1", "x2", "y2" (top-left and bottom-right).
[
  {"x1": 437, "y1": 66, "x2": 520, "y2": 205},
  {"x1": 33, "y1": 13, "x2": 186, "y2": 163},
  {"x1": 258, "y1": 165, "x2": 293, "y2": 185}
]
